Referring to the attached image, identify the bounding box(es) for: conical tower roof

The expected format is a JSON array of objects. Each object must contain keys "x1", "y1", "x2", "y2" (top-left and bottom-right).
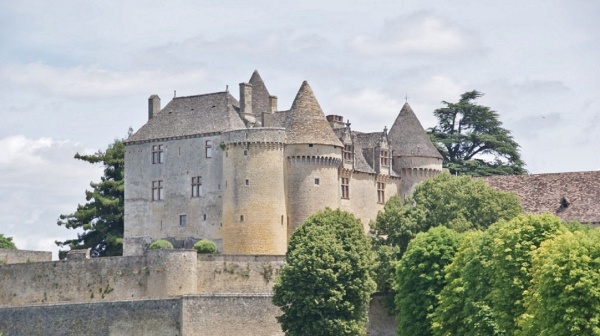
[
  {"x1": 248, "y1": 70, "x2": 271, "y2": 116},
  {"x1": 388, "y1": 103, "x2": 442, "y2": 158},
  {"x1": 286, "y1": 81, "x2": 343, "y2": 147}
]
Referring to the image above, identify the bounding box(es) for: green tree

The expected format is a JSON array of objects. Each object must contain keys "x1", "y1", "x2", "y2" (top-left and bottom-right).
[
  {"x1": 395, "y1": 226, "x2": 463, "y2": 336},
  {"x1": 56, "y1": 138, "x2": 125, "y2": 258},
  {"x1": 519, "y1": 229, "x2": 600, "y2": 336},
  {"x1": 428, "y1": 90, "x2": 526, "y2": 176},
  {"x1": 273, "y1": 208, "x2": 376, "y2": 336},
  {"x1": 0, "y1": 234, "x2": 17, "y2": 249},
  {"x1": 370, "y1": 173, "x2": 521, "y2": 312},
  {"x1": 372, "y1": 172, "x2": 522, "y2": 257},
  {"x1": 431, "y1": 214, "x2": 567, "y2": 335}
]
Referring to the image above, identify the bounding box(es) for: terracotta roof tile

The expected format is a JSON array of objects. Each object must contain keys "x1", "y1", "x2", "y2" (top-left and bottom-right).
[{"x1": 484, "y1": 171, "x2": 600, "y2": 224}]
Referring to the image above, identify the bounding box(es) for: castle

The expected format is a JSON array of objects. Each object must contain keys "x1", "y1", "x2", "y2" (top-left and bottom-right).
[
  {"x1": 0, "y1": 71, "x2": 444, "y2": 336},
  {"x1": 123, "y1": 71, "x2": 443, "y2": 256}
]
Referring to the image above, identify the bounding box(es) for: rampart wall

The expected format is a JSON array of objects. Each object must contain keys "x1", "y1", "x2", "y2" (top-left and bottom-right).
[
  {"x1": 0, "y1": 251, "x2": 283, "y2": 307},
  {"x1": 0, "y1": 249, "x2": 51, "y2": 265}
]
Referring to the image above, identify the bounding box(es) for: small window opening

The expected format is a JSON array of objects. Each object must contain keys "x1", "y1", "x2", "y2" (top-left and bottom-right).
[
  {"x1": 314, "y1": 178, "x2": 320, "y2": 185},
  {"x1": 244, "y1": 149, "x2": 248, "y2": 156},
  {"x1": 180, "y1": 215, "x2": 187, "y2": 226},
  {"x1": 309, "y1": 144, "x2": 314, "y2": 147},
  {"x1": 203, "y1": 214, "x2": 207, "y2": 221},
  {"x1": 240, "y1": 215, "x2": 244, "y2": 222},
  {"x1": 246, "y1": 179, "x2": 249, "y2": 185}
]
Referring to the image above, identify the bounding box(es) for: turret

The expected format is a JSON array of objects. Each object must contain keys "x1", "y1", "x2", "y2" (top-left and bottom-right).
[
  {"x1": 221, "y1": 128, "x2": 288, "y2": 255},
  {"x1": 388, "y1": 103, "x2": 443, "y2": 197},
  {"x1": 284, "y1": 81, "x2": 343, "y2": 236}
]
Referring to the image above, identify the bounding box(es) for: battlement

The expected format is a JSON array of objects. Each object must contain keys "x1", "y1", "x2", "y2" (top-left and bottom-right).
[{"x1": 222, "y1": 128, "x2": 286, "y2": 146}]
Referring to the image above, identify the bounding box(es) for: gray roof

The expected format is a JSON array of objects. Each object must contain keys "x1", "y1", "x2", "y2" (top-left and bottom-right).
[
  {"x1": 249, "y1": 70, "x2": 272, "y2": 118},
  {"x1": 270, "y1": 110, "x2": 290, "y2": 128},
  {"x1": 352, "y1": 133, "x2": 377, "y2": 174},
  {"x1": 126, "y1": 92, "x2": 245, "y2": 143},
  {"x1": 285, "y1": 81, "x2": 343, "y2": 147},
  {"x1": 484, "y1": 171, "x2": 600, "y2": 224},
  {"x1": 388, "y1": 103, "x2": 442, "y2": 159}
]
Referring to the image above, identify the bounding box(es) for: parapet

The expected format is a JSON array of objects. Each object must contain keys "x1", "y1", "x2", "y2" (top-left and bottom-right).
[
  {"x1": 221, "y1": 128, "x2": 286, "y2": 146},
  {"x1": 0, "y1": 249, "x2": 51, "y2": 265}
]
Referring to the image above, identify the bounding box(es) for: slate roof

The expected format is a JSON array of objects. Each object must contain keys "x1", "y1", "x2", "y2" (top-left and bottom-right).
[
  {"x1": 388, "y1": 103, "x2": 442, "y2": 159},
  {"x1": 248, "y1": 70, "x2": 272, "y2": 118},
  {"x1": 484, "y1": 171, "x2": 600, "y2": 224},
  {"x1": 285, "y1": 81, "x2": 343, "y2": 147},
  {"x1": 126, "y1": 92, "x2": 245, "y2": 143}
]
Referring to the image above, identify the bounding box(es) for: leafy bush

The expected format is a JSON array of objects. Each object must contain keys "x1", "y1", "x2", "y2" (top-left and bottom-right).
[
  {"x1": 194, "y1": 239, "x2": 217, "y2": 254},
  {"x1": 148, "y1": 239, "x2": 173, "y2": 250}
]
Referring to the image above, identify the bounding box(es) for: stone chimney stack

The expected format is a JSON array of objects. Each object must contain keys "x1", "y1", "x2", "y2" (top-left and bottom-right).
[
  {"x1": 269, "y1": 95, "x2": 278, "y2": 113},
  {"x1": 148, "y1": 95, "x2": 161, "y2": 120},
  {"x1": 239, "y1": 83, "x2": 253, "y2": 116}
]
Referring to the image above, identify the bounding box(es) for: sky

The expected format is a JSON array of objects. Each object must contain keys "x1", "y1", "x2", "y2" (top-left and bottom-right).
[{"x1": 1, "y1": 0, "x2": 599, "y2": 258}]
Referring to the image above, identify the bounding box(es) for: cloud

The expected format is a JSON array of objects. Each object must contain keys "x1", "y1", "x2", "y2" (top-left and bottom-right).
[
  {"x1": 0, "y1": 63, "x2": 208, "y2": 100},
  {"x1": 349, "y1": 12, "x2": 483, "y2": 56},
  {"x1": 330, "y1": 89, "x2": 404, "y2": 132},
  {"x1": 0, "y1": 135, "x2": 102, "y2": 259}
]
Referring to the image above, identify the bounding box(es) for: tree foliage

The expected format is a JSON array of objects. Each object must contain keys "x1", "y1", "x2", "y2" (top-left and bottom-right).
[
  {"x1": 395, "y1": 226, "x2": 463, "y2": 336},
  {"x1": 372, "y1": 172, "x2": 522, "y2": 256},
  {"x1": 273, "y1": 208, "x2": 376, "y2": 336},
  {"x1": 519, "y1": 229, "x2": 600, "y2": 336},
  {"x1": 56, "y1": 138, "x2": 125, "y2": 258},
  {"x1": 432, "y1": 214, "x2": 567, "y2": 335},
  {"x1": 0, "y1": 234, "x2": 17, "y2": 249},
  {"x1": 428, "y1": 90, "x2": 526, "y2": 176}
]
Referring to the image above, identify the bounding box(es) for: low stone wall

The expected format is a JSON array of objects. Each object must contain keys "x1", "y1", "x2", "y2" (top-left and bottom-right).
[
  {"x1": 0, "y1": 298, "x2": 182, "y2": 336},
  {"x1": 0, "y1": 249, "x2": 51, "y2": 265},
  {"x1": 196, "y1": 254, "x2": 285, "y2": 294},
  {"x1": 0, "y1": 250, "x2": 197, "y2": 306}
]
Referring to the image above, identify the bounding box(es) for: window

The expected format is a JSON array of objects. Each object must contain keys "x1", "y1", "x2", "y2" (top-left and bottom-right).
[
  {"x1": 205, "y1": 140, "x2": 212, "y2": 158},
  {"x1": 380, "y1": 150, "x2": 389, "y2": 167},
  {"x1": 377, "y1": 182, "x2": 385, "y2": 204},
  {"x1": 152, "y1": 145, "x2": 164, "y2": 164},
  {"x1": 314, "y1": 178, "x2": 320, "y2": 185},
  {"x1": 240, "y1": 215, "x2": 244, "y2": 222},
  {"x1": 341, "y1": 178, "x2": 350, "y2": 199},
  {"x1": 152, "y1": 180, "x2": 164, "y2": 201},
  {"x1": 191, "y1": 176, "x2": 202, "y2": 197},
  {"x1": 244, "y1": 149, "x2": 248, "y2": 156},
  {"x1": 343, "y1": 144, "x2": 353, "y2": 162},
  {"x1": 203, "y1": 214, "x2": 207, "y2": 221},
  {"x1": 180, "y1": 215, "x2": 187, "y2": 226}
]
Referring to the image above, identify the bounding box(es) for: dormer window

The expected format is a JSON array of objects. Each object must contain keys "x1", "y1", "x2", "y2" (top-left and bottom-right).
[
  {"x1": 380, "y1": 149, "x2": 389, "y2": 167},
  {"x1": 343, "y1": 144, "x2": 354, "y2": 162}
]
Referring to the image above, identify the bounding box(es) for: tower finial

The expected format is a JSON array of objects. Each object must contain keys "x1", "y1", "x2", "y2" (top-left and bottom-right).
[
  {"x1": 346, "y1": 119, "x2": 351, "y2": 128},
  {"x1": 405, "y1": 94, "x2": 409, "y2": 103},
  {"x1": 174, "y1": 90, "x2": 177, "y2": 98}
]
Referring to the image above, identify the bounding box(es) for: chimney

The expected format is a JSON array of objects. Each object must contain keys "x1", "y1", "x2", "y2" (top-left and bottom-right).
[
  {"x1": 148, "y1": 95, "x2": 161, "y2": 120},
  {"x1": 269, "y1": 95, "x2": 278, "y2": 113},
  {"x1": 239, "y1": 83, "x2": 253, "y2": 116}
]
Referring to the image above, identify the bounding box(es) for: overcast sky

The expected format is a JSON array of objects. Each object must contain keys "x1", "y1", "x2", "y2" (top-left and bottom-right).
[{"x1": 1, "y1": 0, "x2": 598, "y2": 258}]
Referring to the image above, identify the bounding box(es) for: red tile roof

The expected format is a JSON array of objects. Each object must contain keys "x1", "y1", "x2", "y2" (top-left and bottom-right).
[{"x1": 484, "y1": 171, "x2": 600, "y2": 224}]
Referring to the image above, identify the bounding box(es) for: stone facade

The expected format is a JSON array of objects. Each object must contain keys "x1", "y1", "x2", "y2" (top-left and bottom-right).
[{"x1": 123, "y1": 71, "x2": 443, "y2": 255}]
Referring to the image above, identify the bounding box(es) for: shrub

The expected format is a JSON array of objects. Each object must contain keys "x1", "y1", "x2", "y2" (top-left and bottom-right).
[
  {"x1": 148, "y1": 239, "x2": 173, "y2": 250},
  {"x1": 194, "y1": 239, "x2": 217, "y2": 254}
]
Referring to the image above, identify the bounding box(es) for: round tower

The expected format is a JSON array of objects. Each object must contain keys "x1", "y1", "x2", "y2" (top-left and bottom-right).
[
  {"x1": 388, "y1": 103, "x2": 443, "y2": 197},
  {"x1": 221, "y1": 128, "x2": 288, "y2": 255},
  {"x1": 284, "y1": 81, "x2": 344, "y2": 236}
]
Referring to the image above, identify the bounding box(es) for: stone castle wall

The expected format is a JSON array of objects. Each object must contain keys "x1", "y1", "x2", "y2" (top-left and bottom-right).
[
  {"x1": 285, "y1": 144, "x2": 342, "y2": 235},
  {"x1": 0, "y1": 249, "x2": 51, "y2": 265},
  {"x1": 222, "y1": 128, "x2": 288, "y2": 254},
  {"x1": 395, "y1": 156, "x2": 443, "y2": 197},
  {"x1": 339, "y1": 172, "x2": 402, "y2": 232},
  {"x1": 124, "y1": 135, "x2": 224, "y2": 256},
  {"x1": 0, "y1": 251, "x2": 284, "y2": 307}
]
